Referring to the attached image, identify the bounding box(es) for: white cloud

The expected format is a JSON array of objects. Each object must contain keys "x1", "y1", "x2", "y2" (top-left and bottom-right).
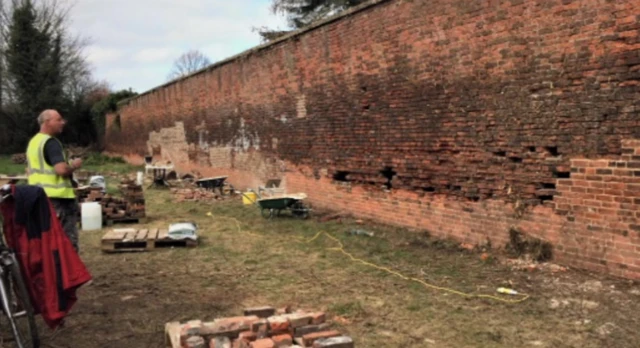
[
  {"x1": 64, "y1": 0, "x2": 289, "y2": 93},
  {"x1": 133, "y1": 48, "x2": 177, "y2": 63},
  {"x1": 84, "y1": 46, "x2": 125, "y2": 65}
]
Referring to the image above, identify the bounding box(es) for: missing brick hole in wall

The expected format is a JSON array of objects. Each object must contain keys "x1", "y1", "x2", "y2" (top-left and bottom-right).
[
  {"x1": 542, "y1": 183, "x2": 556, "y2": 189},
  {"x1": 507, "y1": 227, "x2": 553, "y2": 262},
  {"x1": 333, "y1": 171, "x2": 351, "y2": 182},
  {"x1": 509, "y1": 156, "x2": 523, "y2": 163},
  {"x1": 361, "y1": 86, "x2": 367, "y2": 92},
  {"x1": 114, "y1": 114, "x2": 122, "y2": 130},
  {"x1": 553, "y1": 171, "x2": 571, "y2": 178},
  {"x1": 539, "y1": 195, "x2": 554, "y2": 202},
  {"x1": 380, "y1": 166, "x2": 397, "y2": 189},
  {"x1": 423, "y1": 187, "x2": 436, "y2": 192},
  {"x1": 494, "y1": 151, "x2": 506, "y2": 157},
  {"x1": 528, "y1": 146, "x2": 536, "y2": 152},
  {"x1": 363, "y1": 104, "x2": 370, "y2": 110},
  {"x1": 545, "y1": 146, "x2": 559, "y2": 156}
]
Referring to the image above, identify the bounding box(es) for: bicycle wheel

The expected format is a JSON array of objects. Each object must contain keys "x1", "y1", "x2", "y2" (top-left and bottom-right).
[{"x1": 0, "y1": 260, "x2": 39, "y2": 348}]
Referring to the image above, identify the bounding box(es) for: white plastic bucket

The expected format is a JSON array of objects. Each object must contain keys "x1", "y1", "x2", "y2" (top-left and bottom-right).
[
  {"x1": 81, "y1": 202, "x2": 102, "y2": 231},
  {"x1": 136, "y1": 171, "x2": 144, "y2": 186}
]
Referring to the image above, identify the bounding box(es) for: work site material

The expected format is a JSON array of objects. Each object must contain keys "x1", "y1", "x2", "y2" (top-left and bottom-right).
[
  {"x1": 164, "y1": 306, "x2": 353, "y2": 348},
  {"x1": 195, "y1": 176, "x2": 232, "y2": 195},
  {"x1": 256, "y1": 193, "x2": 311, "y2": 219},
  {"x1": 171, "y1": 187, "x2": 229, "y2": 202},
  {"x1": 167, "y1": 222, "x2": 198, "y2": 240},
  {"x1": 10, "y1": 153, "x2": 26, "y2": 164},
  {"x1": 101, "y1": 227, "x2": 198, "y2": 252},
  {"x1": 76, "y1": 179, "x2": 146, "y2": 225},
  {"x1": 80, "y1": 202, "x2": 102, "y2": 231}
]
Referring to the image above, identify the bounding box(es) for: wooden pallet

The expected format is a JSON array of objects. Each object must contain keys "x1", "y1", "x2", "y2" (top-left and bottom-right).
[{"x1": 101, "y1": 228, "x2": 198, "y2": 252}]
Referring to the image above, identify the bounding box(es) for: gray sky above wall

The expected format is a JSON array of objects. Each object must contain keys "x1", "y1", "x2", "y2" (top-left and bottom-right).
[{"x1": 66, "y1": 0, "x2": 288, "y2": 93}]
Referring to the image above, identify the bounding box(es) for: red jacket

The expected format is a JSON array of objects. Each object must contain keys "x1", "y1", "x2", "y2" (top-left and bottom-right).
[{"x1": 0, "y1": 185, "x2": 92, "y2": 329}]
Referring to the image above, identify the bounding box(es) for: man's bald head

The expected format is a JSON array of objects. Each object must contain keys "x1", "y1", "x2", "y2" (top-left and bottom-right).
[
  {"x1": 38, "y1": 109, "x2": 58, "y2": 125},
  {"x1": 38, "y1": 109, "x2": 66, "y2": 135}
]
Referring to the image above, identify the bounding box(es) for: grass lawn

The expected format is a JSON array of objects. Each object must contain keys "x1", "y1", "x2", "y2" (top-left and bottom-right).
[
  {"x1": 0, "y1": 154, "x2": 142, "y2": 177},
  {"x1": 0, "y1": 165, "x2": 639, "y2": 347}
]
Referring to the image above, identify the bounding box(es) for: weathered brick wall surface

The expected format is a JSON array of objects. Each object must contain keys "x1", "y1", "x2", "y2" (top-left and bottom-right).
[{"x1": 107, "y1": 0, "x2": 640, "y2": 278}]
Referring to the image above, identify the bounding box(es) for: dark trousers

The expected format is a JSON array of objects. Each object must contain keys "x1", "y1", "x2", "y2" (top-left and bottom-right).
[{"x1": 50, "y1": 198, "x2": 79, "y2": 252}]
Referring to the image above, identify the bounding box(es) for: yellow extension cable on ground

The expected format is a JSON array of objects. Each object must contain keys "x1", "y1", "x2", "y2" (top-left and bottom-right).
[{"x1": 209, "y1": 212, "x2": 529, "y2": 304}]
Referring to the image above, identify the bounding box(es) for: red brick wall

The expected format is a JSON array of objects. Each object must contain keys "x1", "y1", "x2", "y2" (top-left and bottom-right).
[{"x1": 106, "y1": 0, "x2": 640, "y2": 278}]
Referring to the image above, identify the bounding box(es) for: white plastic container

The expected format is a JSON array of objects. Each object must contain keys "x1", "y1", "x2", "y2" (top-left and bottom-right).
[
  {"x1": 136, "y1": 171, "x2": 144, "y2": 186},
  {"x1": 81, "y1": 202, "x2": 102, "y2": 231}
]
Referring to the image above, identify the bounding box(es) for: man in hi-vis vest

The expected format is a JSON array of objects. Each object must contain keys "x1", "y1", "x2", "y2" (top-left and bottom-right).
[{"x1": 26, "y1": 109, "x2": 83, "y2": 252}]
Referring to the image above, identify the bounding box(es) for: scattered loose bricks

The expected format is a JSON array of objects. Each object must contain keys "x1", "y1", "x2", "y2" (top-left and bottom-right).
[
  {"x1": 244, "y1": 306, "x2": 276, "y2": 318},
  {"x1": 166, "y1": 307, "x2": 352, "y2": 348},
  {"x1": 209, "y1": 337, "x2": 231, "y2": 348},
  {"x1": 201, "y1": 316, "x2": 260, "y2": 338},
  {"x1": 302, "y1": 331, "x2": 341, "y2": 346},
  {"x1": 312, "y1": 336, "x2": 355, "y2": 348},
  {"x1": 272, "y1": 334, "x2": 293, "y2": 347},
  {"x1": 250, "y1": 338, "x2": 275, "y2": 348}
]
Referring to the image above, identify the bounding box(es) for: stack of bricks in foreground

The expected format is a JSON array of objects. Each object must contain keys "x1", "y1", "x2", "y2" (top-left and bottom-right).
[{"x1": 165, "y1": 306, "x2": 354, "y2": 348}]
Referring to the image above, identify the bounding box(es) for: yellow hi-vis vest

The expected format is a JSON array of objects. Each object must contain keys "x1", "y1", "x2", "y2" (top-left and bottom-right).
[{"x1": 26, "y1": 133, "x2": 75, "y2": 199}]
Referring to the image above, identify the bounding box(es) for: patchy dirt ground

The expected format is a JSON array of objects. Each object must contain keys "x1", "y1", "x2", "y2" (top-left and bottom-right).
[{"x1": 29, "y1": 183, "x2": 640, "y2": 348}]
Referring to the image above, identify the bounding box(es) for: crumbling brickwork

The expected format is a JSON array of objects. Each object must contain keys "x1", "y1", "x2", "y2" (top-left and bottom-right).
[{"x1": 106, "y1": 0, "x2": 640, "y2": 278}]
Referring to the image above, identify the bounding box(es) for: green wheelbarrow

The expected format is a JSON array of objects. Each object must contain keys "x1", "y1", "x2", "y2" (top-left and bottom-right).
[{"x1": 256, "y1": 193, "x2": 312, "y2": 219}]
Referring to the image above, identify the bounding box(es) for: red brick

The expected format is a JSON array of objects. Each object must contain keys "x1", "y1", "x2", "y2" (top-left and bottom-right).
[
  {"x1": 272, "y1": 334, "x2": 293, "y2": 347},
  {"x1": 250, "y1": 339, "x2": 275, "y2": 348},
  {"x1": 267, "y1": 316, "x2": 290, "y2": 334},
  {"x1": 302, "y1": 331, "x2": 341, "y2": 347}
]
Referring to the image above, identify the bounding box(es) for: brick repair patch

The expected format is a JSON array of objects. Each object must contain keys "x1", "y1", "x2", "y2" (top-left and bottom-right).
[{"x1": 165, "y1": 306, "x2": 354, "y2": 348}]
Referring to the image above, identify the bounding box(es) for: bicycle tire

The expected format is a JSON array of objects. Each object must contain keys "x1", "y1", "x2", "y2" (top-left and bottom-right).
[{"x1": 1, "y1": 260, "x2": 39, "y2": 348}]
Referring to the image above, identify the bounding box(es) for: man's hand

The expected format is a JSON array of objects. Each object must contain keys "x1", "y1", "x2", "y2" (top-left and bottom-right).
[
  {"x1": 70, "y1": 158, "x2": 82, "y2": 170},
  {"x1": 54, "y1": 158, "x2": 82, "y2": 177}
]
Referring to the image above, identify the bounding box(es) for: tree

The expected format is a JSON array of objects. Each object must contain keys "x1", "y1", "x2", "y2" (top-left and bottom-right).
[
  {"x1": 4, "y1": 0, "x2": 61, "y2": 143},
  {"x1": 167, "y1": 50, "x2": 211, "y2": 81},
  {"x1": 0, "y1": 0, "x2": 105, "y2": 153},
  {"x1": 271, "y1": 0, "x2": 367, "y2": 29}
]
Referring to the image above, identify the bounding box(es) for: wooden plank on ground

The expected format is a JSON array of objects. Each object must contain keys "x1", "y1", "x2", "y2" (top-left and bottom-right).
[
  {"x1": 135, "y1": 229, "x2": 148, "y2": 240},
  {"x1": 157, "y1": 229, "x2": 169, "y2": 240}
]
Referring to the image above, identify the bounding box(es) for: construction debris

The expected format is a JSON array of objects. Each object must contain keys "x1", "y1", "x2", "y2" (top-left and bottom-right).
[
  {"x1": 76, "y1": 179, "x2": 146, "y2": 224},
  {"x1": 10, "y1": 153, "x2": 26, "y2": 164},
  {"x1": 165, "y1": 306, "x2": 354, "y2": 348}
]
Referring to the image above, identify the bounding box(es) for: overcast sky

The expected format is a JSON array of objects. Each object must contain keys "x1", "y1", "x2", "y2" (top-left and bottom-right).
[{"x1": 66, "y1": 0, "x2": 289, "y2": 94}]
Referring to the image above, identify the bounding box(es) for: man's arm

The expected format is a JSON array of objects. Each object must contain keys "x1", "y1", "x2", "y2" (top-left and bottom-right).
[{"x1": 43, "y1": 139, "x2": 79, "y2": 177}]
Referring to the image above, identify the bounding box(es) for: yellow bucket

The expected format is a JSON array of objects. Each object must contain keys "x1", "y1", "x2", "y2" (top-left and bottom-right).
[{"x1": 242, "y1": 192, "x2": 257, "y2": 205}]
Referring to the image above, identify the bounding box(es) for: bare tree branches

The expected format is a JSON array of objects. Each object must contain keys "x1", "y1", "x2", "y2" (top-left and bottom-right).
[{"x1": 167, "y1": 50, "x2": 212, "y2": 81}]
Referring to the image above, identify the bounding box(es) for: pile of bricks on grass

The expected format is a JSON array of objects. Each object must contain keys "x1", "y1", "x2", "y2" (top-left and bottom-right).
[
  {"x1": 166, "y1": 306, "x2": 354, "y2": 348},
  {"x1": 76, "y1": 180, "x2": 146, "y2": 221},
  {"x1": 10, "y1": 153, "x2": 26, "y2": 164},
  {"x1": 170, "y1": 187, "x2": 228, "y2": 202}
]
